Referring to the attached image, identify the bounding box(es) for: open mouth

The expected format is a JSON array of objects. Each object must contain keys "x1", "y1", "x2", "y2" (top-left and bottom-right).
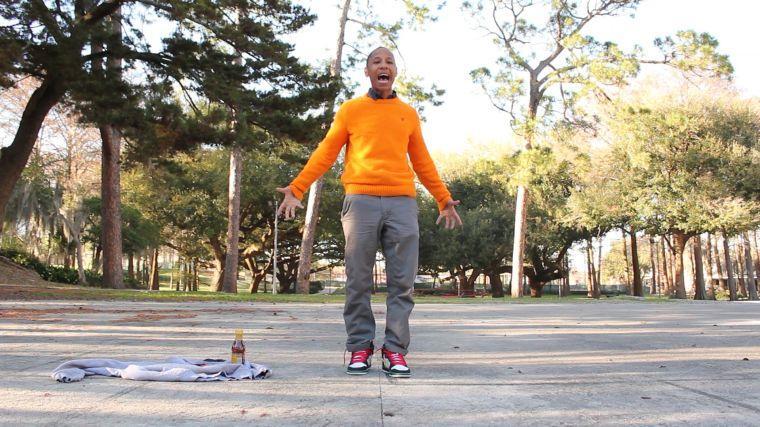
[{"x1": 377, "y1": 73, "x2": 390, "y2": 82}]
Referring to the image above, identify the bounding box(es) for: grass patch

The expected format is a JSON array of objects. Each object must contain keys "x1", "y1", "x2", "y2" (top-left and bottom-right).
[{"x1": 3, "y1": 282, "x2": 676, "y2": 304}]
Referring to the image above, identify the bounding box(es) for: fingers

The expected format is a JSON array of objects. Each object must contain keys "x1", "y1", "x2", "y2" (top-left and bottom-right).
[
  {"x1": 275, "y1": 187, "x2": 289, "y2": 194},
  {"x1": 453, "y1": 210, "x2": 463, "y2": 227},
  {"x1": 276, "y1": 202, "x2": 287, "y2": 218},
  {"x1": 437, "y1": 213, "x2": 454, "y2": 229},
  {"x1": 277, "y1": 200, "x2": 305, "y2": 220}
]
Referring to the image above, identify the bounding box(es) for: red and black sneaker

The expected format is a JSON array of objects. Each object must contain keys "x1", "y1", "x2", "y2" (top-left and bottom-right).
[
  {"x1": 346, "y1": 344, "x2": 374, "y2": 375},
  {"x1": 381, "y1": 347, "x2": 411, "y2": 378}
]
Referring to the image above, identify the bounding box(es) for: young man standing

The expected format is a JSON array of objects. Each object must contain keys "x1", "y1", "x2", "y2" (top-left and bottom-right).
[{"x1": 276, "y1": 47, "x2": 462, "y2": 378}]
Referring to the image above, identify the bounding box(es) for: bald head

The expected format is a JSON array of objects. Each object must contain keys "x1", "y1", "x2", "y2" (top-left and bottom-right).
[{"x1": 366, "y1": 47, "x2": 394, "y2": 66}]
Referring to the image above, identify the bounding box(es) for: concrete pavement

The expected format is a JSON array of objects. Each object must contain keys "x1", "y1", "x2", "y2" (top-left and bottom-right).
[{"x1": 1, "y1": 299, "x2": 759, "y2": 426}]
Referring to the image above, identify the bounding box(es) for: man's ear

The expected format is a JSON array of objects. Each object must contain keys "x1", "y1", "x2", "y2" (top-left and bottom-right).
[{"x1": 364, "y1": 67, "x2": 369, "y2": 77}]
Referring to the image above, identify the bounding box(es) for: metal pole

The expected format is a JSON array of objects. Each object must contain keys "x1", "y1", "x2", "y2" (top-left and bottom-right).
[{"x1": 273, "y1": 199, "x2": 278, "y2": 295}]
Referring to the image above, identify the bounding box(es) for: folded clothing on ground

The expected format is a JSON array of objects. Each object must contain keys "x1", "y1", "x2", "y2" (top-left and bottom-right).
[{"x1": 51, "y1": 356, "x2": 271, "y2": 382}]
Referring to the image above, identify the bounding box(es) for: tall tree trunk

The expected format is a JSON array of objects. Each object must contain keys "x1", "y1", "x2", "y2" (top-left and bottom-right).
[
  {"x1": 296, "y1": 0, "x2": 351, "y2": 295},
  {"x1": 191, "y1": 258, "x2": 199, "y2": 292},
  {"x1": 648, "y1": 236, "x2": 657, "y2": 295},
  {"x1": 562, "y1": 252, "x2": 570, "y2": 297},
  {"x1": 221, "y1": 145, "x2": 242, "y2": 294},
  {"x1": 704, "y1": 234, "x2": 716, "y2": 299},
  {"x1": 148, "y1": 247, "x2": 160, "y2": 291},
  {"x1": 245, "y1": 256, "x2": 258, "y2": 293},
  {"x1": 736, "y1": 243, "x2": 747, "y2": 297},
  {"x1": 93, "y1": 245, "x2": 102, "y2": 274},
  {"x1": 0, "y1": 79, "x2": 64, "y2": 232},
  {"x1": 742, "y1": 232, "x2": 758, "y2": 300},
  {"x1": 127, "y1": 252, "x2": 134, "y2": 281},
  {"x1": 528, "y1": 276, "x2": 543, "y2": 298},
  {"x1": 512, "y1": 81, "x2": 541, "y2": 298},
  {"x1": 100, "y1": 123, "x2": 124, "y2": 289},
  {"x1": 99, "y1": 10, "x2": 125, "y2": 289},
  {"x1": 178, "y1": 259, "x2": 185, "y2": 291},
  {"x1": 692, "y1": 235, "x2": 706, "y2": 300},
  {"x1": 671, "y1": 232, "x2": 689, "y2": 299},
  {"x1": 74, "y1": 234, "x2": 87, "y2": 285},
  {"x1": 722, "y1": 232, "x2": 738, "y2": 301},
  {"x1": 586, "y1": 239, "x2": 599, "y2": 298},
  {"x1": 630, "y1": 228, "x2": 643, "y2": 297},
  {"x1": 753, "y1": 230, "x2": 760, "y2": 275},
  {"x1": 142, "y1": 253, "x2": 149, "y2": 286},
  {"x1": 595, "y1": 236, "x2": 602, "y2": 294},
  {"x1": 585, "y1": 240, "x2": 593, "y2": 298},
  {"x1": 210, "y1": 237, "x2": 226, "y2": 292},
  {"x1": 134, "y1": 252, "x2": 140, "y2": 281},
  {"x1": 510, "y1": 185, "x2": 528, "y2": 298},
  {"x1": 712, "y1": 233, "x2": 726, "y2": 291},
  {"x1": 489, "y1": 271, "x2": 504, "y2": 298},
  {"x1": 621, "y1": 228, "x2": 631, "y2": 293},
  {"x1": 660, "y1": 237, "x2": 672, "y2": 297}
]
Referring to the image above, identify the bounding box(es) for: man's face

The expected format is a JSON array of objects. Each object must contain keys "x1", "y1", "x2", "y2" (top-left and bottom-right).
[{"x1": 364, "y1": 48, "x2": 397, "y2": 94}]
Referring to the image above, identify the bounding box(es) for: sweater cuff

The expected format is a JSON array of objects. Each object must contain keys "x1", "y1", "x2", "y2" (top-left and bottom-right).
[
  {"x1": 289, "y1": 184, "x2": 304, "y2": 201},
  {"x1": 437, "y1": 196, "x2": 452, "y2": 212}
]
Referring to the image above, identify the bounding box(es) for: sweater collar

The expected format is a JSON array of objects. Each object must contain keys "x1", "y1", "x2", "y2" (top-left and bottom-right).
[{"x1": 367, "y1": 87, "x2": 397, "y2": 100}]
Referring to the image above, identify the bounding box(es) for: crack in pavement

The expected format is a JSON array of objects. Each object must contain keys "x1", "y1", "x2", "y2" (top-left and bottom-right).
[
  {"x1": 378, "y1": 369, "x2": 385, "y2": 427},
  {"x1": 661, "y1": 379, "x2": 760, "y2": 415}
]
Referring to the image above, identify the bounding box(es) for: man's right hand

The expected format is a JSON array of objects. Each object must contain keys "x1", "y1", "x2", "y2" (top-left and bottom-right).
[{"x1": 275, "y1": 187, "x2": 304, "y2": 220}]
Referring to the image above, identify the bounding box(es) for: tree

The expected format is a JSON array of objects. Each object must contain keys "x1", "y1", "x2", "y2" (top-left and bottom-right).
[
  {"x1": 511, "y1": 144, "x2": 584, "y2": 297},
  {"x1": 1, "y1": 79, "x2": 101, "y2": 281},
  {"x1": 418, "y1": 157, "x2": 514, "y2": 297},
  {"x1": 606, "y1": 80, "x2": 760, "y2": 299},
  {"x1": 464, "y1": 0, "x2": 732, "y2": 298},
  {"x1": 0, "y1": 0, "x2": 329, "y2": 289}
]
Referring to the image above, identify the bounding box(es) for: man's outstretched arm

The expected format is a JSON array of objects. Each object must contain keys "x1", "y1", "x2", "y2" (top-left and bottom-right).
[{"x1": 277, "y1": 107, "x2": 349, "y2": 219}]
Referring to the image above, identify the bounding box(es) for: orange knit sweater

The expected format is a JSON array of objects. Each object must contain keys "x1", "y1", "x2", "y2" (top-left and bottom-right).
[{"x1": 289, "y1": 94, "x2": 452, "y2": 211}]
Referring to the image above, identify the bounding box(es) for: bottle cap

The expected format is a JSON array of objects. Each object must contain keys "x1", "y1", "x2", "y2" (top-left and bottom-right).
[{"x1": 235, "y1": 329, "x2": 243, "y2": 339}]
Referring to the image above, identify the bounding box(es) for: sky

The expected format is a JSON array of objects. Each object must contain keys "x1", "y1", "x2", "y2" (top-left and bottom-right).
[{"x1": 292, "y1": 0, "x2": 760, "y2": 155}]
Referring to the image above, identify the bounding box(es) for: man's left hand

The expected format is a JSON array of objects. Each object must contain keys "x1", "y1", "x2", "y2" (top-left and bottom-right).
[{"x1": 436, "y1": 200, "x2": 463, "y2": 230}]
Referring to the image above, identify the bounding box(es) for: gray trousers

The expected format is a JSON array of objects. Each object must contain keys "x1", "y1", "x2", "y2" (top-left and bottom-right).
[{"x1": 341, "y1": 195, "x2": 419, "y2": 355}]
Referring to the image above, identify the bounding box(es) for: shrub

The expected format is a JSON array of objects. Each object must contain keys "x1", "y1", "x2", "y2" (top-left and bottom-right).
[
  {"x1": 0, "y1": 248, "x2": 107, "y2": 286},
  {"x1": 309, "y1": 281, "x2": 324, "y2": 294}
]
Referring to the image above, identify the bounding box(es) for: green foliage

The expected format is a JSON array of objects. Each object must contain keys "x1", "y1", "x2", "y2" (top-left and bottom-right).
[
  {"x1": 418, "y1": 157, "x2": 514, "y2": 279},
  {"x1": 508, "y1": 145, "x2": 585, "y2": 283},
  {"x1": 601, "y1": 237, "x2": 652, "y2": 285},
  {"x1": 121, "y1": 142, "x2": 345, "y2": 283},
  {"x1": 419, "y1": 146, "x2": 581, "y2": 288},
  {"x1": 81, "y1": 197, "x2": 160, "y2": 254},
  {"x1": 0, "y1": 247, "x2": 103, "y2": 285},
  {"x1": 653, "y1": 31, "x2": 734, "y2": 79},
  {"x1": 1, "y1": 1, "x2": 334, "y2": 156},
  {"x1": 607, "y1": 84, "x2": 760, "y2": 236}
]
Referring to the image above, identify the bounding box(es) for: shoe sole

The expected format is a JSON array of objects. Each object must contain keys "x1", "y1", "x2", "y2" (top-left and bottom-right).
[
  {"x1": 382, "y1": 367, "x2": 411, "y2": 378},
  {"x1": 346, "y1": 369, "x2": 370, "y2": 375}
]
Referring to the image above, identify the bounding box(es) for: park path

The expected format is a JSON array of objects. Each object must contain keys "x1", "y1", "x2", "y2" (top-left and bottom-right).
[{"x1": 1, "y1": 299, "x2": 759, "y2": 426}]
